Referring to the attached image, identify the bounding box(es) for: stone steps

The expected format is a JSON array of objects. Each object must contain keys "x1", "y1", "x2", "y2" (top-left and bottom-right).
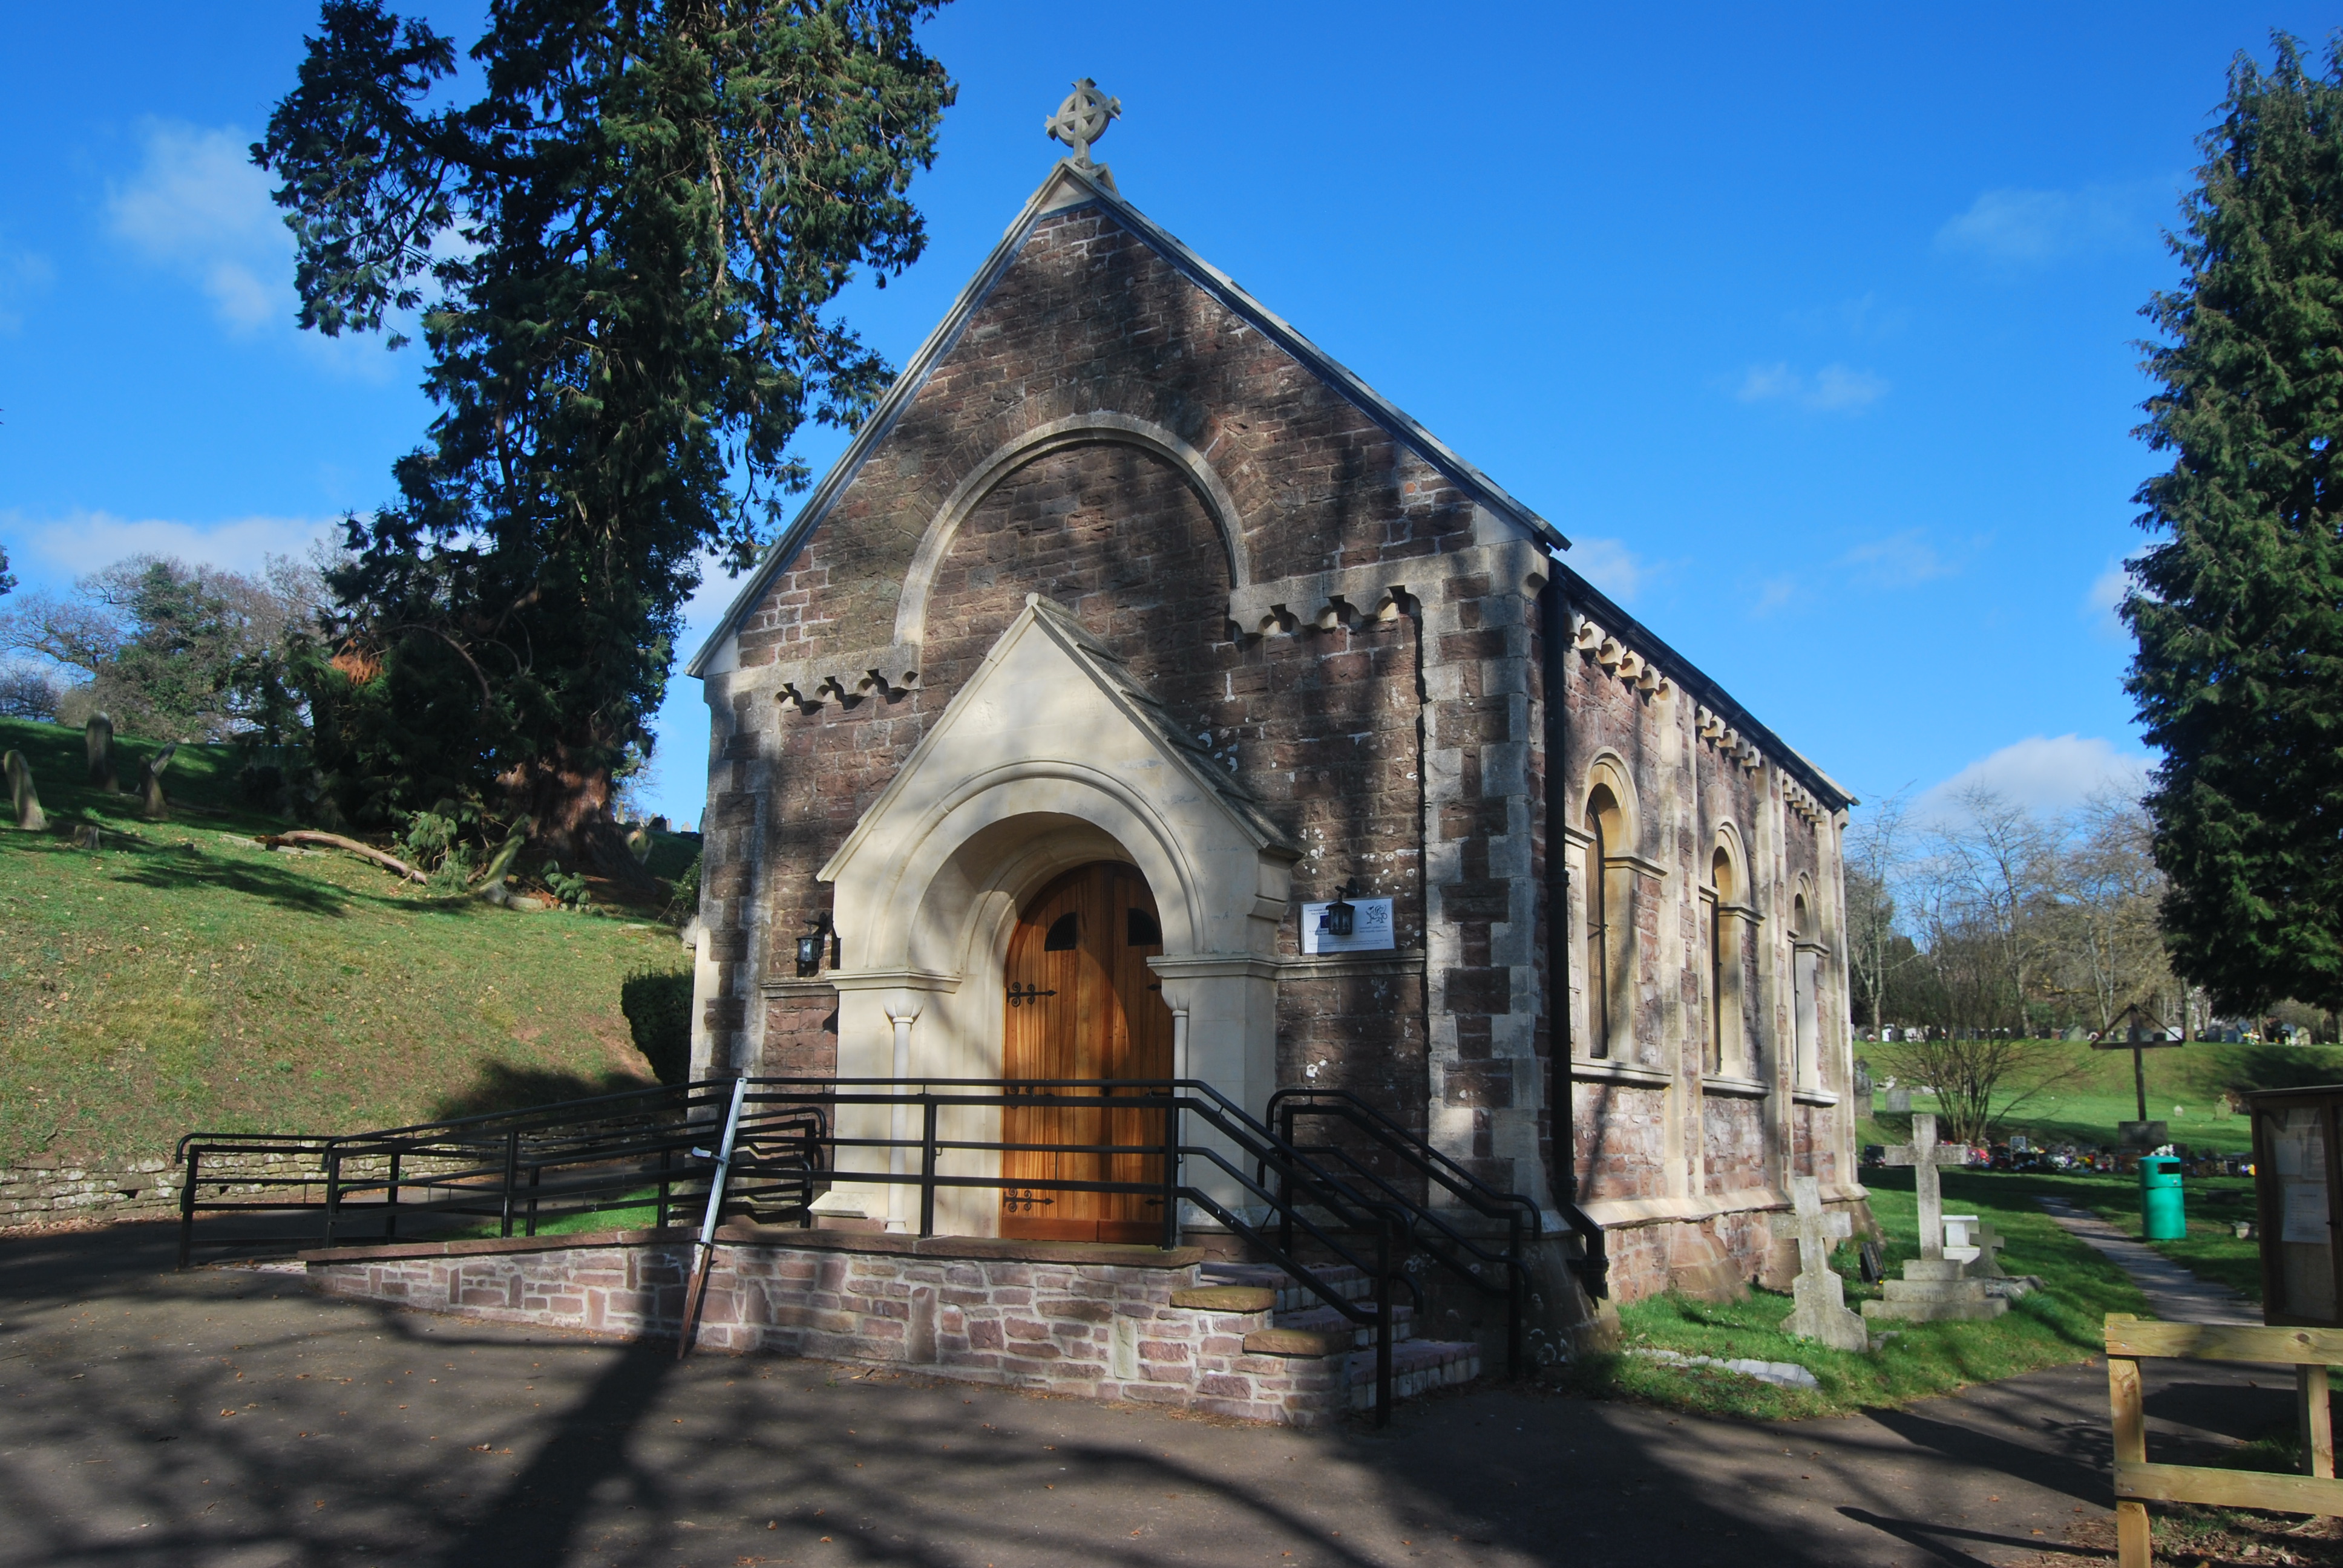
[
  {"x1": 1198, "y1": 1259, "x2": 1372, "y2": 1312},
  {"x1": 1193, "y1": 1259, "x2": 1478, "y2": 1409},
  {"x1": 1345, "y1": 1338, "x2": 1482, "y2": 1409},
  {"x1": 1271, "y1": 1299, "x2": 1416, "y2": 1348}
]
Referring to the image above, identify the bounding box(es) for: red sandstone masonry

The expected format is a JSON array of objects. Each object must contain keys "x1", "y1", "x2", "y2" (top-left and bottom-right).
[{"x1": 306, "y1": 1229, "x2": 1347, "y2": 1427}]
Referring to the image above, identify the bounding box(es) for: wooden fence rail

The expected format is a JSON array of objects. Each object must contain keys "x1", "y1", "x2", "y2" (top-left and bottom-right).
[{"x1": 2105, "y1": 1313, "x2": 2343, "y2": 1567}]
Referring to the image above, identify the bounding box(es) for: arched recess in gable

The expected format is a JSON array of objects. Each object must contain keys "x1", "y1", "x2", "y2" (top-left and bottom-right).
[
  {"x1": 1791, "y1": 874, "x2": 1824, "y2": 1091},
  {"x1": 1580, "y1": 752, "x2": 1642, "y2": 1062},
  {"x1": 892, "y1": 411, "x2": 1253, "y2": 648},
  {"x1": 1707, "y1": 822, "x2": 1754, "y2": 1077}
]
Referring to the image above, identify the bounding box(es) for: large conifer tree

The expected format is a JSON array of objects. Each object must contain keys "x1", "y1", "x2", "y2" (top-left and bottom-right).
[
  {"x1": 257, "y1": 0, "x2": 952, "y2": 874},
  {"x1": 2129, "y1": 33, "x2": 2343, "y2": 1014}
]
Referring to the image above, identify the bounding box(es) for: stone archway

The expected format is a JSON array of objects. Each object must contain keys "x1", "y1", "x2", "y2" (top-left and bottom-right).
[{"x1": 812, "y1": 596, "x2": 1297, "y2": 1236}]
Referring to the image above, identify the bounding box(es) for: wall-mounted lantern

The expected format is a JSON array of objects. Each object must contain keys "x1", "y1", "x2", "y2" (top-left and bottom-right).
[
  {"x1": 796, "y1": 912, "x2": 836, "y2": 978},
  {"x1": 1319, "y1": 881, "x2": 1359, "y2": 939}
]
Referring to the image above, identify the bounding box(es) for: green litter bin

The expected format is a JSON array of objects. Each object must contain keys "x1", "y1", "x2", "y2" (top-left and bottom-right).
[{"x1": 2140, "y1": 1154, "x2": 2186, "y2": 1241}]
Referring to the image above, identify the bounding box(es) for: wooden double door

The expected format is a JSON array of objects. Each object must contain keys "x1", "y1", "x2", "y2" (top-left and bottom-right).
[{"x1": 1000, "y1": 861, "x2": 1173, "y2": 1243}]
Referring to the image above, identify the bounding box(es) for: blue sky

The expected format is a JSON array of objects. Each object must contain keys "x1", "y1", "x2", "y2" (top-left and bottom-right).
[{"x1": 1, "y1": 2, "x2": 2327, "y2": 829}]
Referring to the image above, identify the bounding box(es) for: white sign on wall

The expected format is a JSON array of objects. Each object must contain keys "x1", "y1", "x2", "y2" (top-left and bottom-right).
[{"x1": 1300, "y1": 898, "x2": 1395, "y2": 955}]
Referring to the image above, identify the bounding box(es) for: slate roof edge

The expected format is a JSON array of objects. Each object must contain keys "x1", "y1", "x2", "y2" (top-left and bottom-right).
[
  {"x1": 1551, "y1": 558, "x2": 1858, "y2": 812},
  {"x1": 686, "y1": 160, "x2": 1570, "y2": 678}
]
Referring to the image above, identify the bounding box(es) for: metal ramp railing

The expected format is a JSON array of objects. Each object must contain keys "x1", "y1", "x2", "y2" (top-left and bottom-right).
[{"x1": 176, "y1": 1074, "x2": 1554, "y2": 1424}]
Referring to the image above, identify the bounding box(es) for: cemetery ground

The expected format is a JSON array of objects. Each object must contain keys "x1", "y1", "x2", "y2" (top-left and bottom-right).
[
  {"x1": 0, "y1": 715, "x2": 695, "y2": 1181},
  {"x1": 13, "y1": 1220, "x2": 2342, "y2": 1568},
  {"x1": 4, "y1": 714, "x2": 2338, "y2": 1559}
]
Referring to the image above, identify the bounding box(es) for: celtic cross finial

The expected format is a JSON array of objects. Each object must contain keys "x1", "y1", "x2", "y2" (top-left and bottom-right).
[{"x1": 1045, "y1": 79, "x2": 1120, "y2": 169}]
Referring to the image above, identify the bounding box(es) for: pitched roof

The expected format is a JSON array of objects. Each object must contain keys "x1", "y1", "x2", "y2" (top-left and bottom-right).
[{"x1": 686, "y1": 160, "x2": 1570, "y2": 678}]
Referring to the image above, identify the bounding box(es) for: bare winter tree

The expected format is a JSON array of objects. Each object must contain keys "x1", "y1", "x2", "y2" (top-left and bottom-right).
[
  {"x1": 1846, "y1": 790, "x2": 1922, "y2": 1032},
  {"x1": 2051, "y1": 791, "x2": 2177, "y2": 1033},
  {"x1": 1916, "y1": 785, "x2": 2062, "y2": 1035}
]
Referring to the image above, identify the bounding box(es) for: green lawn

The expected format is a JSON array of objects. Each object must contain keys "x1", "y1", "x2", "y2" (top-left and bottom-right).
[
  {"x1": 1562, "y1": 1166, "x2": 2151, "y2": 1419},
  {"x1": 0, "y1": 717, "x2": 697, "y2": 1170}
]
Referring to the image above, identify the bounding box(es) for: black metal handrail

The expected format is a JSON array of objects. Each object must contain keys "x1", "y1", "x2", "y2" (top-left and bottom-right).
[
  {"x1": 728, "y1": 1075, "x2": 1418, "y2": 1418},
  {"x1": 174, "y1": 1081, "x2": 824, "y2": 1268},
  {"x1": 171, "y1": 1074, "x2": 1555, "y2": 1423},
  {"x1": 1267, "y1": 1085, "x2": 1610, "y2": 1373}
]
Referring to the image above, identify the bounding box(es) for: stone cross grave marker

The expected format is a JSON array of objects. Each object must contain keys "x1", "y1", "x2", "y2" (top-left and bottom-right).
[
  {"x1": 1964, "y1": 1219, "x2": 2008, "y2": 1279},
  {"x1": 1884, "y1": 1112, "x2": 1967, "y2": 1260},
  {"x1": 1783, "y1": 1174, "x2": 1869, "y2": 1351}
]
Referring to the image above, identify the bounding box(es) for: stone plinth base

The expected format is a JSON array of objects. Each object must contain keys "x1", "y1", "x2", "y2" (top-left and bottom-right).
[
  {"x1": 302, "y1": 1223, "x2": 1349, "y2": 1426},
  {"x1": 1861, "y1": 1259, "x2": 2008, "y2": 1323}
]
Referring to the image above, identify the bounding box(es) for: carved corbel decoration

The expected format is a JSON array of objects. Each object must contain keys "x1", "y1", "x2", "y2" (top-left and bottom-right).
[
  {"x1": 856, "y1": 667, "x2": 920, "y2": 701},
  {"x1": 764, "y1": 642, "x2": 921, "y2": 718}
]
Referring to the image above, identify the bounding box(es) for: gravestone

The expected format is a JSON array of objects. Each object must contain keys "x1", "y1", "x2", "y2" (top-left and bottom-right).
[
  {"x1": 1852, "y1": 1057, "x2": 1873, "y2": 1121},
  {"x1": 1884, "y1": 1085, "x2": 1912, "y2": 1114},
  {"x1": 3, "y1": 750, "x2": 44, "y2": 831},
  {"x1": 85, "y1": 713, "x2": 117, "y2": 792},
  {"x1": 1942, "y1": 1213, "x2": 1982, "y2": 1264},
  {"x1": 2119, "y1": 1120, "x2": 2170, "y2": 1151},
  {"x1": 1780, "y1": 1175, "x2": 1869, "y2": 1351},
  {"x1": 1887, "y1": 1112, "x2": 1964, "y2": 1259},
  {"x1": 136, "y1": 742, "x2": 177, "y2": 822},
  {"x1": 1864, "y1": 1112, "x2": 2007, "y2": 1324},
  {"x1": 1963, "y1": 1219, "x2": 2007, "y2": 1279},
  {"x1": 474, "y1": 814, "x2": 536, "y2": 905}
]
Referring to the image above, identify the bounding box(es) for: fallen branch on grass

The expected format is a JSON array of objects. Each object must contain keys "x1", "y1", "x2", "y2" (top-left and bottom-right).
[{"x1": 257, "y1": 831, "x2": 427, "y2": 884}]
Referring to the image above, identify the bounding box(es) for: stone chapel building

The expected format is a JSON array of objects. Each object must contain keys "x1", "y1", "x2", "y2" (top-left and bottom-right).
[{"x1": 684, "y1": 139, "x2": 1864, "y2": 1306}]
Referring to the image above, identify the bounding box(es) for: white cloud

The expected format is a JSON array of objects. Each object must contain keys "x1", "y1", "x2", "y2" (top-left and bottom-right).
[
  {"x1": 1841, "y1": 529, "x2": 1962, "y2": 589},
  {"x1": 0, "y1": 241, "x2": 53, "y2": 335},
  {"x1": 1733, "y1": 361, "x2": 1888, "y2": 414},
  {"x1": 8, "y1": 509, "x2": 342, "y2": 582},
  {"x1": 106, "y1": 121, "x2": 290, "y2": 334},
  {"x1": 2085, "y1": 561, "x2": 2131, "y2": 639},
  {"x1": 1786, "y1": 292, "x2": 1907, "y2": 344},
  {"x1": 1915, "y1": 735, "x2": 2152, "y2": 821},
  {"x1": 1564, "y1": 536, "x2": 1648, "y2": 603},
  {"x1": 1750, "y1": 575, "x2": 1800, "y2": 616},
  {"x1": 1935, "y1": 183, "x2": 2153, "y2": 266}
]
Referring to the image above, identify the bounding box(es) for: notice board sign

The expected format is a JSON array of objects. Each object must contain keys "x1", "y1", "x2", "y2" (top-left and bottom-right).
[{"x1": 1300, "y1": 898, "x2": 1395, "y2": 955}]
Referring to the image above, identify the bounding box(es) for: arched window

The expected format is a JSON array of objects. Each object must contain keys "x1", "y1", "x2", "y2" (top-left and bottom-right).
[
  {"x1": 1584, "y1": 778, "x2": 1634, "y2": 1060},
  {"x1": 1791, "y1": 888, "x2": 1820, "y2": 1089},
  {"x1": 1708, "y1": 841, "x2": 1746, "y2": 1076}
]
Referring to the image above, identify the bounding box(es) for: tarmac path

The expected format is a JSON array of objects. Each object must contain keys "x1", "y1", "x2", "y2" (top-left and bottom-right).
[
  {"x1": 2033, "y1": 1194, "x2": 2259, "y2": 1324},
  {"x1": 0, "y1": 1220, "x2": 2299, "y2": 1568}
]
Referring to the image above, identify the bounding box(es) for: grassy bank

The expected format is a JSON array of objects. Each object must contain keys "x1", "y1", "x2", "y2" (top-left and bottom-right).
[
  {"x1": 0, "y1": 717, "x2": 696, "y2": 1170},
  {"x1": 1861, "y1": 1035, "x2": 2343, "y2": 1158},
  {"x1": 1561, "y1": 1167, "x2": 2150, "y2": 1420}
]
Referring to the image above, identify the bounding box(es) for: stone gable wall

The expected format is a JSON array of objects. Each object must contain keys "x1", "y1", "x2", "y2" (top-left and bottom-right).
[
  {"x1": 695, "y1": 199, "x2": 1547, "y2": 1202},
  {"x1": 690, "y1": 189, "x2": 1856, "y2": 1296}
]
